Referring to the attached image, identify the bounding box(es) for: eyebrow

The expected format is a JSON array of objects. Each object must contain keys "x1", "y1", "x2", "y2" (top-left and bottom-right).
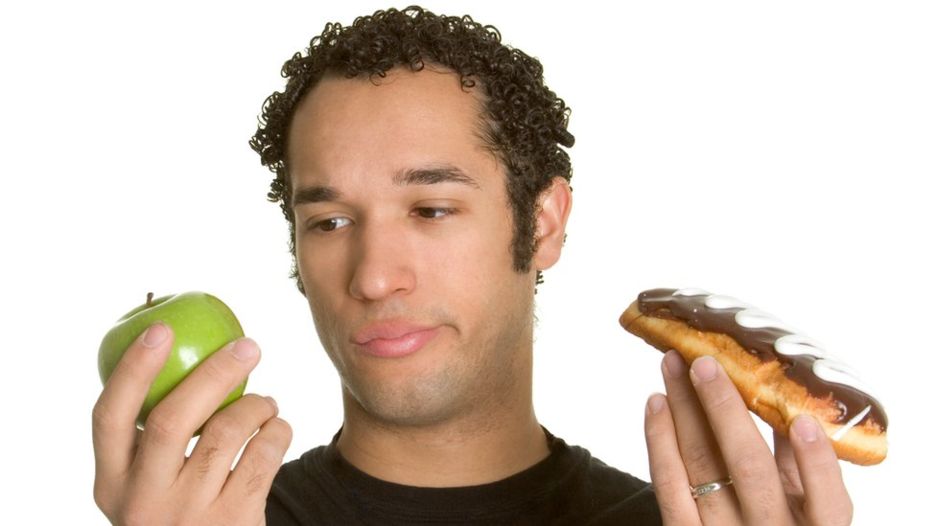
[
  {"x1": 291, "y1": 165, "x2": 480, "y2": 208},
  {"x1": 291, "y1": 185, "x2": 340, "y2": 208},
  {"x1": 393, "y1": 166, "x2": 481, "y2": 189}
]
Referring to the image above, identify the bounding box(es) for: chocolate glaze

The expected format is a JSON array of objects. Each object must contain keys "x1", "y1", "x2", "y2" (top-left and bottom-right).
[{"x1": 637, "y1": 288, "x2": 887, "y2": 431}]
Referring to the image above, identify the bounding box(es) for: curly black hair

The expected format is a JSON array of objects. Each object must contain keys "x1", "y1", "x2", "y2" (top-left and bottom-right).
[{"x1": 249, "y1": 5, "x2": 574, "y2": 293}]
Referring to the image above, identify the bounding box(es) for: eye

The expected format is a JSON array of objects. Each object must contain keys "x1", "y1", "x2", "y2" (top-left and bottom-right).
[
  {"x1": 310, "y1": 216, "x2": 352, "y2": 232},
  {"x1": 413, "y1": 207, "x2": 457, "y2": 220}
]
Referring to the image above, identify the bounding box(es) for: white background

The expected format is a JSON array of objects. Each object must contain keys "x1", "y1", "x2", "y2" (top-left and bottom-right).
[{"x1": 2, "y1": 1, "x2": 932, "y2": 523}]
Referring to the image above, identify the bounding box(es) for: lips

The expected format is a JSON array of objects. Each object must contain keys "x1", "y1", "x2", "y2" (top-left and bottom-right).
[{"x1": 351, "y1": 321, "x2": 441, "y2": 358}]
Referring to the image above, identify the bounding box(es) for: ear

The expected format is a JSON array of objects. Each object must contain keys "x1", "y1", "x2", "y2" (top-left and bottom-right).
[{"x1": 532, "y1": 177, "x2": 573, "y2": 272}]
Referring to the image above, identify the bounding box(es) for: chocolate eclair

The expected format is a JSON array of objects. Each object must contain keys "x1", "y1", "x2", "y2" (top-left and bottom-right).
[{"x1": 621, "y1": 288, "x2": 887, "y2": 465}]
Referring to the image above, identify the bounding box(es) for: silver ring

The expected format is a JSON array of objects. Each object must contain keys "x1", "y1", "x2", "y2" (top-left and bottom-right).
[{"x1": 690, "y1": 477, "x2": 733, "y2": 499}]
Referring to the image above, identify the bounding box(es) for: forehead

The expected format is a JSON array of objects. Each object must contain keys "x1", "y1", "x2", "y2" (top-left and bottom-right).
[{"x1": 286, "y1": 67, "x2": 498, "y2": 188}]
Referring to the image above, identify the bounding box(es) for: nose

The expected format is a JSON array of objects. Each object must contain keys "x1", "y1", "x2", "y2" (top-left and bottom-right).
[{"x1": 348, "y1": 219, "x2": 417, "y2": 302}]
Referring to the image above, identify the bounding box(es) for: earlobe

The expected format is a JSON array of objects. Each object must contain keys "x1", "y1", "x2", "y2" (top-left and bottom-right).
[{"x1": 532, "y1": 177, "x2": 573, "y2": 271}]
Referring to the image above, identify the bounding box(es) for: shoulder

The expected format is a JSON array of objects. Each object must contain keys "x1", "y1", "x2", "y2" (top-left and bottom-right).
[
  {"x1": 581, "y1": 449, "x2": 652, "y2": 497},
  {"x1": 269, "y1": 446, "x2": 321, "y2": 490},
  {"x1": 551, "y1": 435, "x2": 661, "y2": 525},
  {"x1": 266, "y1": 446, "x2": 336, "y2": 524},
  {"x1": 582, "y1": 453, "x2": 661, "y2": 524}
]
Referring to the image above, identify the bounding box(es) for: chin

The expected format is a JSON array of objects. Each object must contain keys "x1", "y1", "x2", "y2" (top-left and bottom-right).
[{"x1": 343, "y1": 369, "x2": 474, "y2": 428}]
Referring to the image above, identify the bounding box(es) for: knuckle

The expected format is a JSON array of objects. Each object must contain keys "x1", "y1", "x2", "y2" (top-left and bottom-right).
[
  {"x1": 657, "y1": 501, "x2": 682, "y2": 523},
  {"x1": 663, "y1": 388, "x2": 694, "y2": 408},
  {"x1": 777, "y1": 463, "x2": 801, "y2": 493},
  {"x1": 643, "y1": 419, "x2": 663, "y2": 439},
  {"x1": 231, "y1": 436, "x2": 285, "y2": 499},
  {"x1": 92, "y1": 480, "x2": 114, "y2": 513},
  {"x1": 241, "y1": 392, "x2": 265, "y2": 403},
  {"x1": 650, "y1": 476, "x2": 682, "y2": 496},
  {"x1": 109, "y1": 346, "x2": 159, "y2": 387},
  {"x1": 681, "y1": 442, "x2": 713, "y2": 472},
  {"x1": 243, "y1": 393, "x2": 275, "y2": 415},
  {"x1": 742, "y1": 492, "x2": 782, "y2": 525},
  {"x1": 732, "y1": 451, "x2": 771, "y2": 482},
  {"x1": 119, "y1": 348, "x2": 151, "y2": 377},
  {"x1": 244, "y1": 471, "x2": 269, "y2": 497},
  {"x1": 143, "y1": 409, "x2": 186, "y2": 445},
  {"x1": 702, "y1": 387, "x2": 737, "y2": 413},
  {"x1": 250, "y1": 435, "x2": 285, "y2": 467},
  {"x1": 812, "y1": 455, "x2": 843, "y2": 478},
  {"x1": 271, "y1": 417, "x2": 294, "y2": 442},
  {"x1": 648, "y1": 480, "x2": 685, "y2": 519},
  {"x1": 91, "y1": 397, "x2": 117, "y2": 432},
  {"x1": 811, "y1": 496, "x2": 854, "y2": 526},
  {"x1": 199, "y1": 355, "x2": 233, "y2": 385},
  {"x1": 643, "y1": 414, "x2": 669, "y2": 440},
  {"x1": 265, "y1": 417, "x2": 294, "y2": 453},
  {"x1": 250, "y1": 427, "x2": 289, "y2": 466},
  {"x1": 194, "y1": 445, "x2": 221, "y2": 479},
  {"x1": 203, "y1": 412, "x2": 241, "y2": 444},
  {"x1": 117, "y1": 502, "x2": 156, "y2": 526},
  {"x1": 840, "y1": 501, "x2": 855, "y2": 525}
]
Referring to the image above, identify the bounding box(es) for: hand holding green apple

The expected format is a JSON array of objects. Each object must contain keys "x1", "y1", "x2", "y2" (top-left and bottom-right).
[
  {"x1": 98, "y1": 291, "x2": 248, "y2": 429},
  {"x1": 92, "y1": 291, "x2": 291, "y2": 523}
]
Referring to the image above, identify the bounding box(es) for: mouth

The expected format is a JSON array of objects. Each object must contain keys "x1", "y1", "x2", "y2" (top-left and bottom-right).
[{"x1": 352, "y1": 321, "x2": 441, "y2": 358}]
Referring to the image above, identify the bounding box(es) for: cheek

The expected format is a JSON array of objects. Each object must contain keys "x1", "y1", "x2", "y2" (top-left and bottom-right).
[
  {"x1": 299, "y1": 250, "x2": 350, "y2": 363},
  {"x1": 297, "y1": 237, "x2": 346, "y2": 289},
  {"x1": 435, "y1": 213, "x2": 528, "y2": 312},
  {"x1": 296, "y1": 241, "x2": 350, "y2": 326},
  {"x1": 431, "y1": 219, "x2": 511, "y2": 284},
  {"x1": 470, "y1": 208, "x2": 517, "y2": 276}
]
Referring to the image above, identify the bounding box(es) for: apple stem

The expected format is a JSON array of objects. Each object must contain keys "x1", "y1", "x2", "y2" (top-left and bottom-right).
[{"x1": 146, "y1": 292, "x2": 154, "y2": 307}]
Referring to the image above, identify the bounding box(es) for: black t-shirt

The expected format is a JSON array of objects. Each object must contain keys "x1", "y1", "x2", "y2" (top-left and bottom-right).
[{"x1": 266, "y1": 428, "x2": 661, "y2": 525}]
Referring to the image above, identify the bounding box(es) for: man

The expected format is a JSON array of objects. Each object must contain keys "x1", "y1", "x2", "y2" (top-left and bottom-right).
[{"x1": 92, "y1": 7, "x2": 853, "y2": 525}]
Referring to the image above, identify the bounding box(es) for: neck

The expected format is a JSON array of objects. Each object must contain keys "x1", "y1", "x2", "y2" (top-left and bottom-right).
[{"x1": 335, "y1": 359, "x2": 549, "y2": 487}]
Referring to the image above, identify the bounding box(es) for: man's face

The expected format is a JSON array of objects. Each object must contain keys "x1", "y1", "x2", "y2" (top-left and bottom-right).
[{"x1": 287, "y1": 67, "x2": 539, "y2": 427}]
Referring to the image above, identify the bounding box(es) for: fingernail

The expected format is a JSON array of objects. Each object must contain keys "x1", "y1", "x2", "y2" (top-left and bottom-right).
[
  {"x1": 663, "y1": 350, "x2": 686, "y2": 378},
  {"x1": 142, "y1": 322, "x2": 169, "y2": 348},
  {"x1": 647, "y1": 393, "x2": 666, "y2": 415},
  {"x1": 793, "y1": 415, "x2": 820, "y2": 443},
  {"x1": 229, "y1": 338, "x2": 259, "y2": 361},
  {"x1": 690, "y1": 356, "x2": 718, "y2": 384}
]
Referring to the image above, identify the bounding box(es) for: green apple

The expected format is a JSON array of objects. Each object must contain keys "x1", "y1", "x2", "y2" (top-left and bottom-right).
[{"x1": 98, "y1": 291, "x2": 247, "y2": 430}]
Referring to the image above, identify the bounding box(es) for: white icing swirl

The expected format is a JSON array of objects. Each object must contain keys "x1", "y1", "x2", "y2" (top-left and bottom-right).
[
  {"x1": 812, "y1": 359, "x2": 874, "y2": 399},
  {"x1": 831, "y1": 406, "x2": 872, "y2": 441},
  {"x1": 775, "y1": 334, "x2": 830, "y2": 359},
  {"x1": 735, "y1": 308, "x2": 798, "y2": 333},
  {"x1": 674, "y1": 288, "x2": 710, "y2": 297},
  {"x1": 705, "y1": 295, "x2": 750, "y2": 310}
]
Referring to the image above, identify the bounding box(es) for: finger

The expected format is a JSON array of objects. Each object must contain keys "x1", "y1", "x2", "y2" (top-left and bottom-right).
[
  {"x1": 92, "y1": 322, "x2": 173, "y2": 483},
  {"x1": 220, "y1": 416, "x2": 292, "y2": 516},
  {"x1": 773, "y1": 430, "x2": 804, "y2": 496},
  {"x1": 181, "y1": 394, "x2": 280, "y2": 498},
  {"x1": 689, "y1": 356, "x2": 793, "y2": 523},
  {"x1": 789, "y1": 415, "x2": 853, "y2": 525},
  {"x1": 644, "y1": 392, "x2": 701, "y2": 526},
  {"x1": 661, "y1": 351, "x2": 742, "y2": 523},
  {"x1": 135, "y1": 338, "x2": 260, "y2": 482},
  {"x1": 660, "y1": 352, "x2": 730, "y2": 486}
]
